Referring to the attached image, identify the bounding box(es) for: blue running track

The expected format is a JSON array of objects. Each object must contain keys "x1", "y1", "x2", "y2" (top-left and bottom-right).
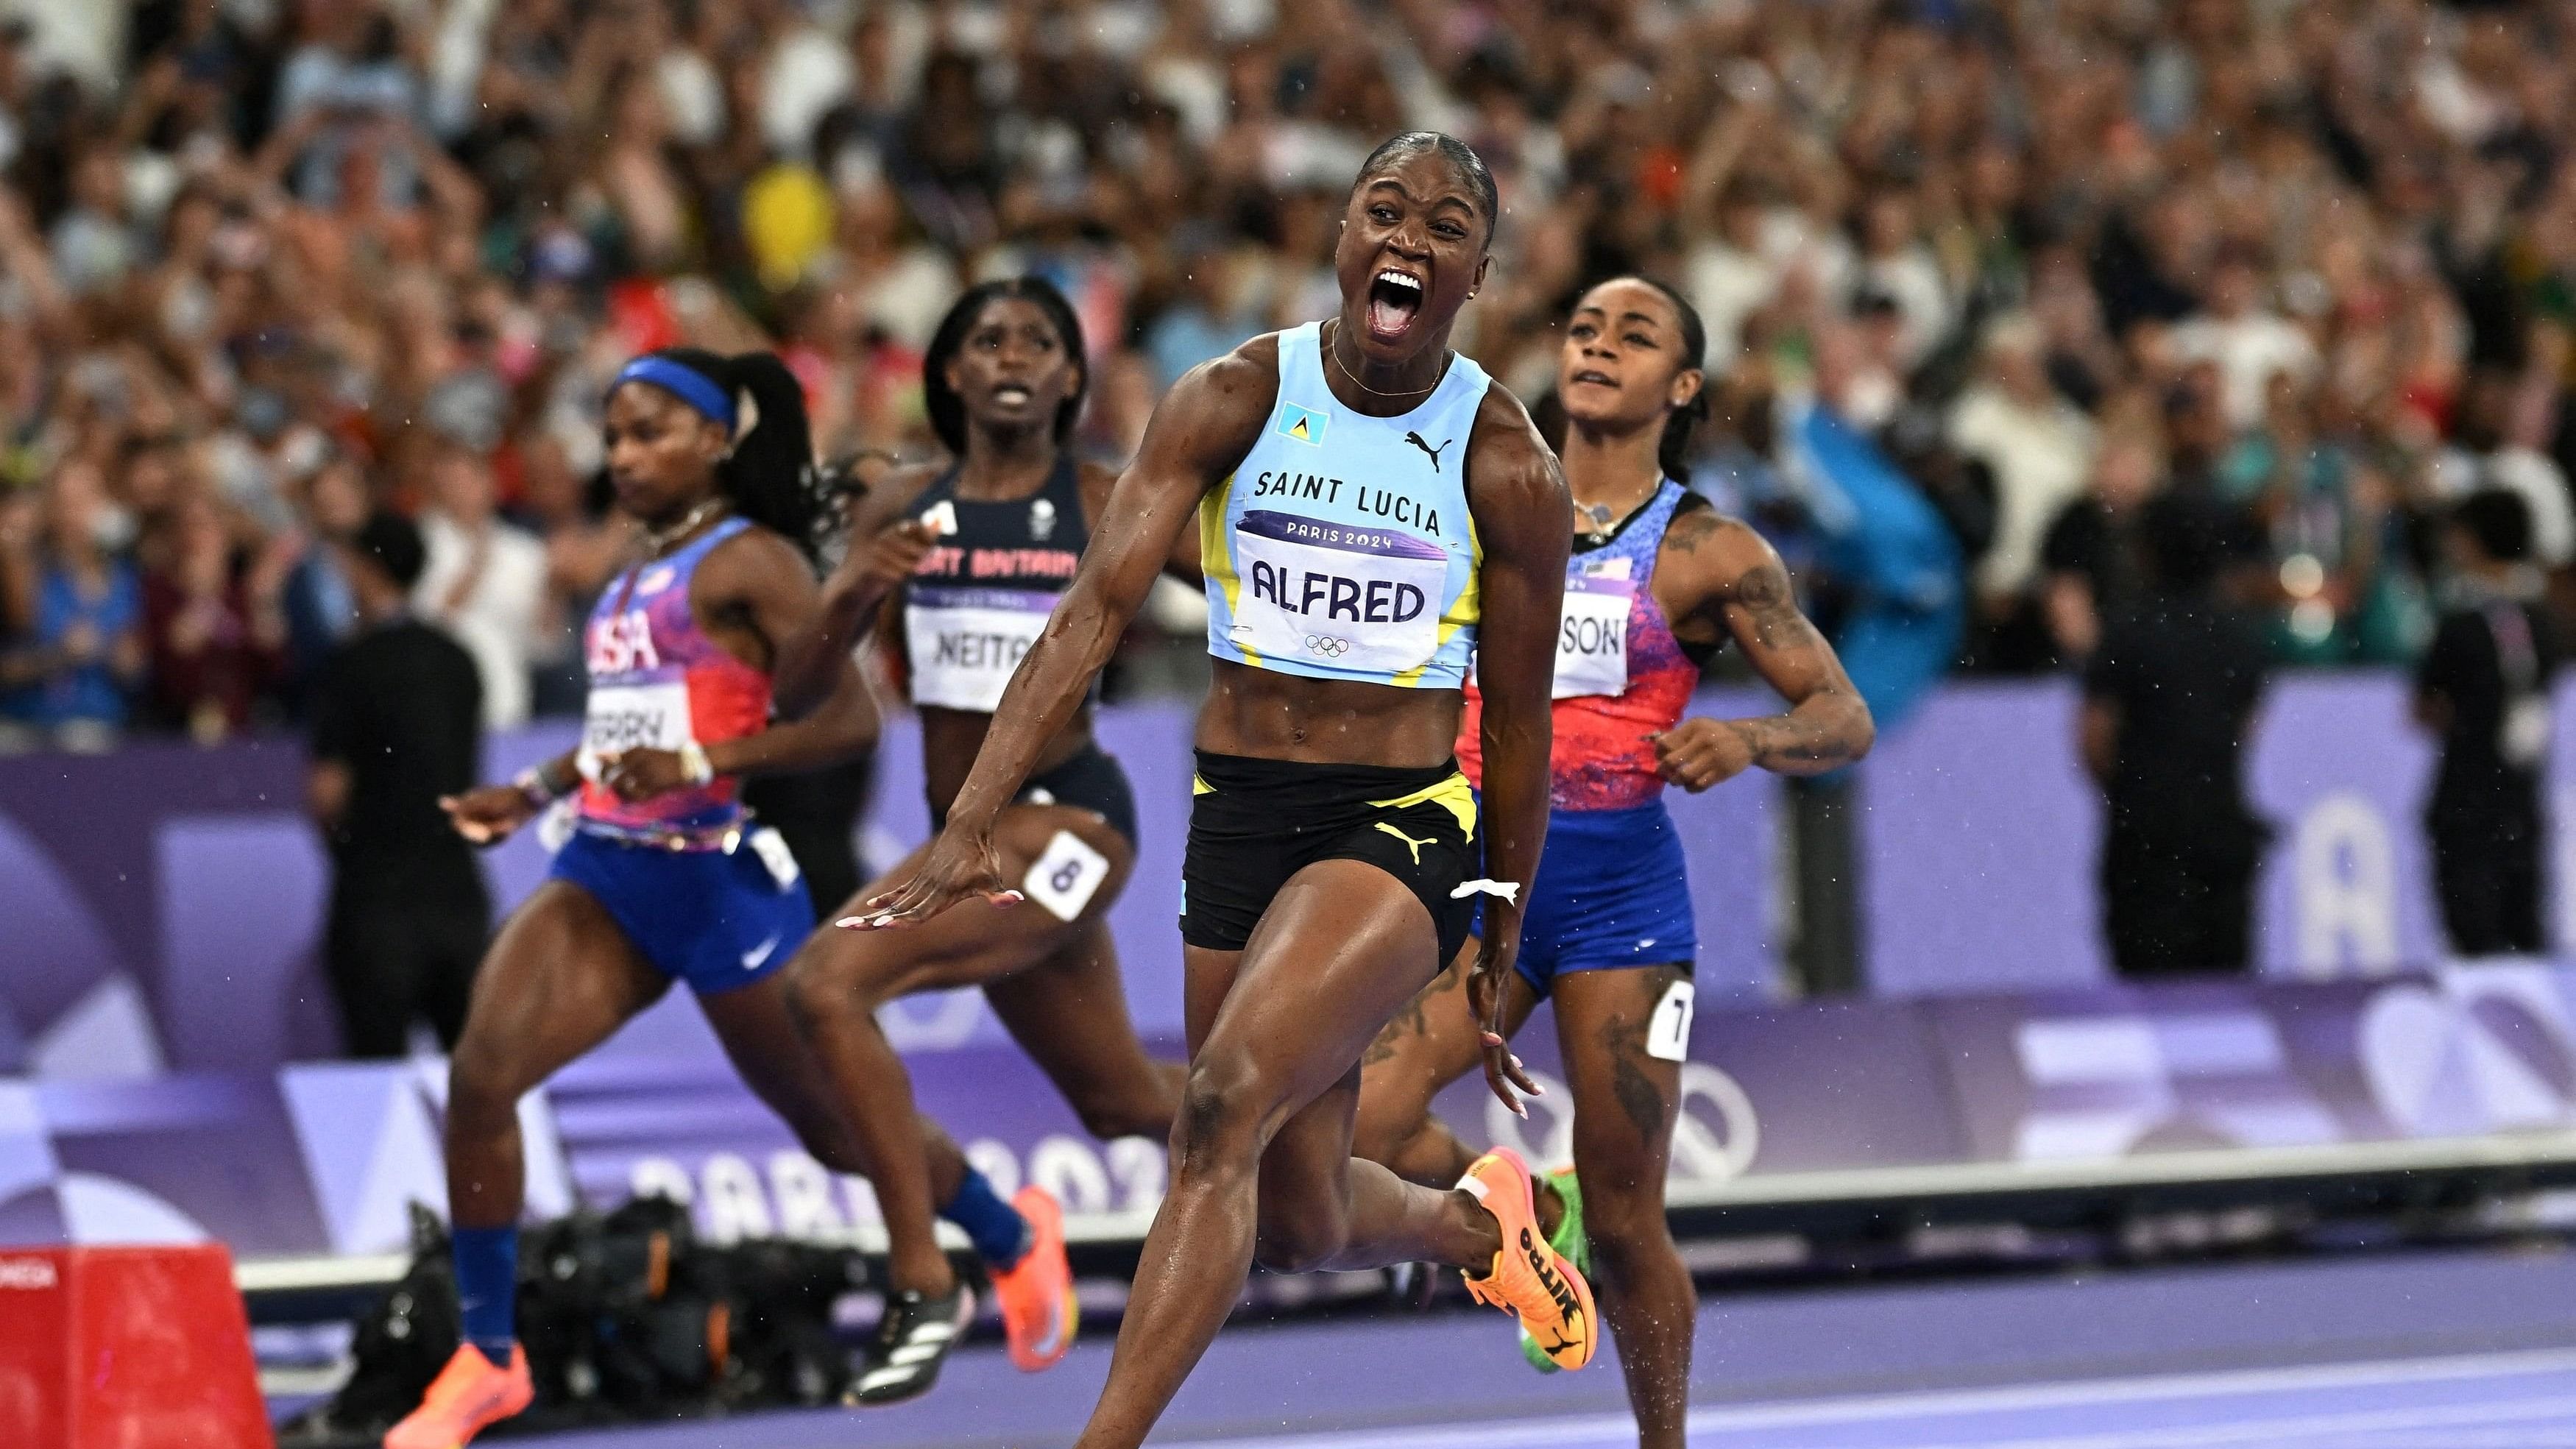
[{"x1": 297, "y1": 1242, "x2": 2576, "y2": 1447}]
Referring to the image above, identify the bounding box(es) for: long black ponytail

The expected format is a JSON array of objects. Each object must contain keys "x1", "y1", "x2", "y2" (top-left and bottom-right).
[
  {"x1": 635, "y1": 347, "x2": 826, "y2": 561},
  {"x1": 1623, "y1": 276, "x2": 1711, "y2": 481}
]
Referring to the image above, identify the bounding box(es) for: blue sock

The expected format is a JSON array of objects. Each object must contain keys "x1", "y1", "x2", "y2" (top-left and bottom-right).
[
  {"x1": 451, "y1": 1225, "x2": 518, "y2": 1364},
  {"x1": 940, "y1": 1169, "x2": 1031, "y2": 1271}
]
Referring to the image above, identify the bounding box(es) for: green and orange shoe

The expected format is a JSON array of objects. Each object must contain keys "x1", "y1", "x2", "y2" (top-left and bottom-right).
[
  {"x1": 1459, "y1": 1148, "x2": 1599, "y2": 1372},
  {"x1": 1518, "y1": 1168, "x2": 1590, "y2": 1373}
]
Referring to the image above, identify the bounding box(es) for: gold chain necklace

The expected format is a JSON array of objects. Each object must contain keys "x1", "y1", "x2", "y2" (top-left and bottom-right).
[
  {"x1": 1324, "y1": 320, "x2": 1446, "y2": 400},
  {"x1": 643, "y1": 498, "x2": 726, "y2": 556}
]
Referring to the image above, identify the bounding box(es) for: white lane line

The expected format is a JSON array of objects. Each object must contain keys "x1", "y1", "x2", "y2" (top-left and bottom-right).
[
  {"x1": 2335, "y1": 1431, "x2": 2576, "y2": 1448},
  {"x1": 1895, "y1": 1392, "x2": 2576, "y2": 1449},
  {"x1": 1153, "y1": 1347, "x2": 2576, "y2": 1449}
]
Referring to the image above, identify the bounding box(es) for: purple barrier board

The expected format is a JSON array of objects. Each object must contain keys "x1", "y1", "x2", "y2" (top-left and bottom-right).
[
  {"x1": 1858, "y1": 674, "x2": 2576, "y2": 993},
  {"x1": 0, "y1": 690, "x2": 1774, "y2": 1078},
  {"x1": 4, "y1": 676, "x2": 2575, "y2": 1256},
  {"x1": 6, "y1": 675, "x2": 2561, "y2": 1085},
  {"x1": 10, "y1": 966, "x2": 2576, "y2": 1256}
]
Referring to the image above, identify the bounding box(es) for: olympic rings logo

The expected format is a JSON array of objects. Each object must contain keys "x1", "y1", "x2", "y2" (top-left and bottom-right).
[{"x1": 1303, "y1": 635, "x2": 1351, "y2": 657}]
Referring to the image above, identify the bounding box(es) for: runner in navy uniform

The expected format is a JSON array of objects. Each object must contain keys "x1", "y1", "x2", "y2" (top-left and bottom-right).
[{"x1": 771, "y1": 280, "x2": 1185, "y2": 1403}]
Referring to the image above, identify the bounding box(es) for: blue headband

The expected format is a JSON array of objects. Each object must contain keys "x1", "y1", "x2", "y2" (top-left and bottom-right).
[{"x1": 611, "y1": 356, "x2": 736, "y2": 432}]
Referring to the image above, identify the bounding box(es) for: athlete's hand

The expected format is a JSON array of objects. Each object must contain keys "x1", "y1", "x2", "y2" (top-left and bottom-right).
[
  {"x1": 837, "y1": 823, "x2": 1024, "y2": 929},
  {"x1": 1467, "y1": 936, "x2": 1543, "y2": 1118},
  {"x1": 442, "y1": 784, "x2": 539, "y2": 846},
  {"x1": 854, "y1": 518, "x2": 938, "y2": 590},
  {"x1": 601, "y1": 747, "x2": 691, "y2": 801},
  {"x1": 1651, "y1": 718, "x2": 1756, "y2": 793}
]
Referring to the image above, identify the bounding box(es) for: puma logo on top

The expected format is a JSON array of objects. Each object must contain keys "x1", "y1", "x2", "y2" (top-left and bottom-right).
[{"x1": 1404, "y1": 432, "x2": 1451, "y2": 472}]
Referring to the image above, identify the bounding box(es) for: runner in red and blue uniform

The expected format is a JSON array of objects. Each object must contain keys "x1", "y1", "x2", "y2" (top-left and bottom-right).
[
  {"x1": 386, "y1": 349, "x2": 884, "y2": 1449},
  {"x1": 1354, "y1": 277, "x2": 1876, "y2": 1449}
]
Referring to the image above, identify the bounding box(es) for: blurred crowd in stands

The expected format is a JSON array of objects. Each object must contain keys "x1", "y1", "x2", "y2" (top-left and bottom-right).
[{"x1": 0, "y1": 0, "x2": 2572, "y2": 751}]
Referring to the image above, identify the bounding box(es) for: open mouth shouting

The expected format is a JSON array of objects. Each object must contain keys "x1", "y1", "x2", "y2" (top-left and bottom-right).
[
  {"x1": 990, "y1": 382, "x2": 1034, "y2": 408},
  {"x1": 1366, "y1": 267, "x2": 1426, "y2": 342}
]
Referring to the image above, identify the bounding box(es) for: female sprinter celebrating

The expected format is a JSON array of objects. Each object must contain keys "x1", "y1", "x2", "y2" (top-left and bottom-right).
[
  {"x1": 853, "y1": 133, "x2": 1596, "y2": 1448},
  {"x1": 1354, "y1": 277, "x2": 1874, "y2": 1448},
  {"x1": 386, "y1": 350, "x2": 882, "y2": 1449},
  {"x1": 767, "y1": 278, "x2": 1184, "y2": 1403}
]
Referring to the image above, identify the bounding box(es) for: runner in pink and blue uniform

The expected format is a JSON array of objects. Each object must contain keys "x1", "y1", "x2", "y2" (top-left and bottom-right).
[
  {"x1": 386, "y1": 349, "x2": 885, "y2": 1449},
  {"x1": 1354, "y1": 278, "x2": 1877, "y2": 1449}
]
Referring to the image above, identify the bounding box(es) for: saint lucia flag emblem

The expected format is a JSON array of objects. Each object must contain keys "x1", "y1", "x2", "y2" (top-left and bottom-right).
[{"x1": 1278, "y1": 403, "x2": 1327, "y2": 446}]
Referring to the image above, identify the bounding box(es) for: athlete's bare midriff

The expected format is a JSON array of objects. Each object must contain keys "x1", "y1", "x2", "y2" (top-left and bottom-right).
[{"x1": 1194, "y1": 657, "x2": 1464, "y2": 768}]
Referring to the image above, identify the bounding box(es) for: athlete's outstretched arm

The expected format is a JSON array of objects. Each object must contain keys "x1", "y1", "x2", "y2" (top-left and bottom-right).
[
  {"x1": 442, "y1": 748, "x2": 579, "y2": 845},
  {"x1": 855, "y1": 342, "x2": 1277, "y2": 926},
  {"x1": 772, "y1": 470, "x2": 938, "y2": 720},
  {"x1": 1460, "y1": 389, "x2": 1572, "y2": 1113},
  {"x1": 1655, "y1": 514, "x2": 1874, "y2": 790},
  {"x1": 1080, "y1": 458, "x2": 1206, "y2": 587}
]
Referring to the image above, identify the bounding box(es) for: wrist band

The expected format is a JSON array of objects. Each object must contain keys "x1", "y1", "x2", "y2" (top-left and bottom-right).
[
  {"x1": 1450, "y1": 879, "x2": 1521, "y2": 904},
  {"x1": 512, "y1": 766, "x2": 560, "y2": 809},
  {"x1": 679, "y1": 740, "x2": 715, "y2": 786}
]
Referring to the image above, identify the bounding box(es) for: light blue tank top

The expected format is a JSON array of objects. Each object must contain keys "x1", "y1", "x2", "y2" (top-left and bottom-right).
[{"x1": 1198, "y1": 322, "x2": 1490, "y2": 689}]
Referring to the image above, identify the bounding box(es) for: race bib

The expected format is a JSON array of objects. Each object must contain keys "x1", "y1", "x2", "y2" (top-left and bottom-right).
[
  {"x1": 905, "y1": 586, "x2": 1056, "y2": 712},
  {"x1": 2505, "y1": 695, "x2": 2552, "y2": 767},
  {"x1": 1023, "y1": 829, "x2": 1111, "y2": 922},
  {"x1": 1553, "y1": 571, "x2": 1635, "y2": 700},
  {"x1": 536, "y1": 798, "x2": 577, "y2": 853},
  {"x1": 1227, "y1": 510, "x2": 1447, "y2": 675},
  {"x1": 578, "y1": 680, "x2": 693, "y2": 776},
  {"x1": 1646, "y1": 979, "x2": 1696, "y2": 1062},
  {"x1": 746, "y1": 826, "x2": 802, "y2": 890}
]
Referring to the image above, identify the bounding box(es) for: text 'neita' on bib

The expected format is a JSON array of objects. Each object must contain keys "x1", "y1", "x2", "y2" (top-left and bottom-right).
[
  {"x1": 1226, "y1": 509, "x2": 1447, "y2": 675},
  {"x1": 905, "y1": 584, "x2": 1055, "y2": 713}
]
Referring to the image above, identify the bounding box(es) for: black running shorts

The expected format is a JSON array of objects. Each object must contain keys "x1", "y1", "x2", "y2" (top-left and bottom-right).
[
  {"x1": 1180, "y1": 749, "x2": 1478, "y2": 964},
  {"x1": 931, "y1": 743, "x2": 1139, "y2": 848}
]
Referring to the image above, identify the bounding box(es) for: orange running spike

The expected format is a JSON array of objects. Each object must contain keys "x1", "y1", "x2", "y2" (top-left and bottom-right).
[
  {"x1": 990, "y1": 1185, "x2": 1078, "y2": 1371},
  {"x1": 1458, "y1": 1147, "x2": 1599, "y2": 1372},
  {"x1": 383, "y1": 1343, "x2": 534, "y2": 1449}
]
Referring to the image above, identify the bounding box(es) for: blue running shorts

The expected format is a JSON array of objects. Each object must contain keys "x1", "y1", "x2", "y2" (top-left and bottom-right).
[
  {"x1": 548, "y1": 827, "x2": 815, "y2": 995},
  {"x1": 1477, "y1": 798, "x2": 1698, "y2": 997}
]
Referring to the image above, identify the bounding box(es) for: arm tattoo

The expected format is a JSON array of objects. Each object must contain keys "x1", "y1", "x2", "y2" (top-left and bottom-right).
[
  {"x1": 1727, "y1": 559, "x2": 1824, "y2": 653},
  {"x1": 1724, "y1": 712, "x2": 1864, "y2": 768},
  {"x1": 1708, "y1": 533, "x2": 1873, "y2": 773},
  {"x1": 1661, "y1": 508, "x2": 1723, "y2": 556}
]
